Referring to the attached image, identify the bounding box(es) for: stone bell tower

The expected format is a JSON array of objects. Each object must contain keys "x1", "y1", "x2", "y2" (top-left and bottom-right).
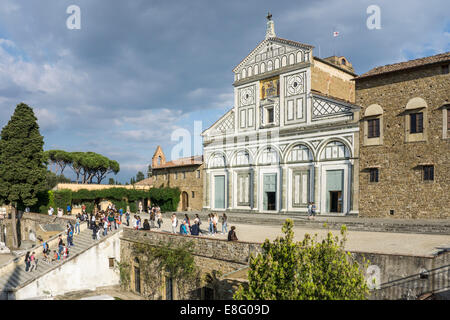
[{"x1": 151, "y1": 146, "x2": 166, "y2": 168}]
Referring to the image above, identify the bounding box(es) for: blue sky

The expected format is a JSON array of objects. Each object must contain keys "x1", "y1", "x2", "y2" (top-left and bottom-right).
[{"x1": 0, "y1": 0, "x2": 448, "y2": 183}]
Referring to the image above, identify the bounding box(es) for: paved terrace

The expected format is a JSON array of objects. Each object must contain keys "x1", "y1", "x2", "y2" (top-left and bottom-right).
[{"x1": 135, "y1": 211, "x2": 450, "y2": 258}]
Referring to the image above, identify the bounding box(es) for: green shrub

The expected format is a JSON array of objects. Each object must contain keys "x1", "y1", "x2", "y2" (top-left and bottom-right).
[
  {"x1": 111, "y1": 200, "x2": 127, "y2": 211},
  {"x1": 149, "y1": 187, "x2": 180, "y2": 212},
  {"x1": 72, "y1": 189, "x2": 96, "y2": 201},
  {"x1": 81, "y1": 201, "x2": 95, "y2": 214},
  {"x1": 48, "y1": 190, "x2": 55, "y2": 210},
  {"x1": 39, "y1": 205, "x2": 48, "y2": 214},
  {"x1": 129, "y1": 202, "x2": 137, "y2": 213},
  {"x1": 53, "y1": 189, "x2": 72, "y2": 212}
]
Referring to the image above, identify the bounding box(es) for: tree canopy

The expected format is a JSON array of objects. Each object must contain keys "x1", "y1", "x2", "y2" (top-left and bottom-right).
[
  {"x1": 0, "y1": 103, "x2": 48, "y2": 209},
  {"x1": 44, "y1": 150, "x2": 120, "y2": 184},
  {"x1": 136, "y1": 171, "x2": 145, "y2": 182},
  {"x1": 234, "y1": 219, "x2": 370, "y2": 300}
]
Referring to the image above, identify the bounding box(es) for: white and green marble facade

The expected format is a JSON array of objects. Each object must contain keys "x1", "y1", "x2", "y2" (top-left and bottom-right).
[{"x1": 202, "y1": 23, "x2": 360, "y2": 216}]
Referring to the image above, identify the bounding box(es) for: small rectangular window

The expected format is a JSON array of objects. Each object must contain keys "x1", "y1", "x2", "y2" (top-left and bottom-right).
[
  {"x1": 265, "y1": 107, "x2": 274, "y2": 124},
  {"x1": 108, "y1": 258, "x2": 115, "y2": 268},
  {"x1": 367, "y1": 119, "x2": 380, "y2": 138},
  {"x1": 192, "y1": 191, "x2": 195, "y2": 198},
  {"x1": 183, "y1": 172, "x2": 186, "y2": 179},
  {"x1": 196, "y1": 170, "x2": 201, "y2": 178},
  {"x1": 423, "y1": 165, "x2": 434, "y2": 181},
  {"x1": 369, "y1": 168, "x2": 379, "y2": 183},
  {"x1": 410, "y1": 112, "x2": 423, "y2": 134}
]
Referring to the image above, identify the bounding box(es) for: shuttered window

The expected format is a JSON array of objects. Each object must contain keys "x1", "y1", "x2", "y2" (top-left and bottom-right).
[
  {"x1": 367, "y1": 119, "x2": 380, "y2": 138},
  {"x1": 369, "y1": 168, "x2": 379, "y2": 183},
  {"x1": 410, "y1": 112, "x2": 423, "y2": 133},
  {"x1": 423, "y1": 165, "x2": 434, "y2": 181}
]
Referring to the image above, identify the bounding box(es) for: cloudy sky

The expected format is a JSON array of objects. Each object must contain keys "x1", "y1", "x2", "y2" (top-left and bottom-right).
[{"x1": 0, "y1": 0, "x2": 448, "y2": 183}]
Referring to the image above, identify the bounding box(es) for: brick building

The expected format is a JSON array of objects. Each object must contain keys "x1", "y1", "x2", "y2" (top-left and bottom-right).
[
  {"x1": 150, "y1": 146, "x2": 204, "y2": 212},
  {"x1": 356, "y1": 52, "x2": 450, "y2": 219}
]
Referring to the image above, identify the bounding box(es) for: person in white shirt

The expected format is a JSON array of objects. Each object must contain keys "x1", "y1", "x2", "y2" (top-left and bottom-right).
[
  {"x1": 171, "y1": 214, "x2": 177, "y2": 234},
  {"x1": 48, "y1": 207, "x2": 53, "y2": 216}
]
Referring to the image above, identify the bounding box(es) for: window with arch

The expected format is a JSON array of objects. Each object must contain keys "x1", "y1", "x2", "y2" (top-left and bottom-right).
[
  {"x1": 267, "y1": 60, "x2": 273, "y2": 72},
  {"x1": 320, "y1": 141, "x2": 350, "y2": 160},
  {"x1": 274, "y1": 58, "x2": 280, "y2": 69},
  {"x1": 235, "y1": 151, "x2": 250, "y2": 166},
  {"x1": 254, "y1": 64, "x2": 259, "y2": 75},
  {"x1": 363, "y1": 104, "x2": 383, "y2": 146},
  {"x1": 260, "y1": 62, "x2": 266, "y2": 73},
  {"x1": 287, "y1": 145, "x2": 313, "y2": 162},
  {"x1": 210, "y1": 154, "x2": 225, "y2": 168},
  {"x1": 405, "y1": 97, "x2": 427, "y2": 143},
  {"x1": 259, "y1": 147, "x2": 279, "y2": 164},
  {"x1": 289, "y1": 53, "x2": 295, "y2": 65}
]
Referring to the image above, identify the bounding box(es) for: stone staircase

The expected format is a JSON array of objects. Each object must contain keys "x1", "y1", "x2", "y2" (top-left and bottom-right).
[{"x1": 0, "y1": 225, "x2": 121, "y2": 295}]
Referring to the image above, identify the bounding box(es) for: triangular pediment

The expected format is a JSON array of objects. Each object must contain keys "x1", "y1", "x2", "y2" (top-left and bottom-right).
[
  {"x1": 202, "y1": 108, "x2": 235, "y2": 137},
  {"x1": 233, "y1": 37, "x2": 314, "y2": 73}
]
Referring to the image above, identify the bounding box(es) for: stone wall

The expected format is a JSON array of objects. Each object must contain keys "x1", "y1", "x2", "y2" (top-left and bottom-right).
[
  {"x1": 311, "y1": 58, "x2": 356, "y2": 103},
  {"x1": 55, "y1": 183, "x2": 151, "y2": 192},
  {"x1": 356, "y1": 65, "x2": 450, "y2": 219},
  {"x1": 120, "y1": 228, "x2": 261, "y2": 300},
  {"x1": 120, "y1": 228, "x2": 450, "y2": 300}
]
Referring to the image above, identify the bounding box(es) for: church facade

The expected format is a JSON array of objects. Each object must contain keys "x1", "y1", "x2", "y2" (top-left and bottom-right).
[{"x1": 202, "y1": 17, "x2": 361, "y2": 216}]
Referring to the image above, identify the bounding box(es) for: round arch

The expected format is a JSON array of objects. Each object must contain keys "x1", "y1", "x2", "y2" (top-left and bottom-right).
[
  {"x1": 256, "y1": 145, "x2": 282, "y2": 165},
  {"x1": 283, "y1": 142, "x2": 315, "y2": 163},
  {"x1": 406, "y1": 97, "x2": 427, "y2": 110},
  {"x1": 207, "y1": 151, "x2": 227, "y2": 168},
  {"x1": 230, "y1": 149, "x2": 254, "y2": 167},
  {"x1": 316, "y1": 138, "x2": 353, "y2": 161},
  {"x1": 364, "y1": 104, "x2": 383, "y2": 117}
]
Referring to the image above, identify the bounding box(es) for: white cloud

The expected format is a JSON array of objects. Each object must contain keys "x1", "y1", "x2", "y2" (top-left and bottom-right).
[{"x1": 35, "y1": 108, "x2": 60, "y2": 131}]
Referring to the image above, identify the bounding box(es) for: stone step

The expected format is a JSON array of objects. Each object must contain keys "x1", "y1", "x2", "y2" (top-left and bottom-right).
[{"x1": 0, "y1": 227, "x2": 120, "y2": 292}]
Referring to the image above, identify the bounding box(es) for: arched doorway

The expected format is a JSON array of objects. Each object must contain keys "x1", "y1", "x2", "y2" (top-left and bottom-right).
[{"x1": 182, "y1": 192, "x2": 189, "y2": 211}]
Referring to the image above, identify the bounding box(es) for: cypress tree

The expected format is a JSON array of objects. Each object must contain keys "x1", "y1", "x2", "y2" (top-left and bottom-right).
[{"x1": 0, "y1": 103, "x2": 47, "y2": 210}]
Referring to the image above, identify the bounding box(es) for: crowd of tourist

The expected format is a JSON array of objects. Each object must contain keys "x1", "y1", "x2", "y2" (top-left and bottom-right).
[
  {"x1": 24, "y1": 203, "x2": 239, "y2": 273},
  {"x1": 168, "y1": 212, "x2": 237, "y2": 241}
]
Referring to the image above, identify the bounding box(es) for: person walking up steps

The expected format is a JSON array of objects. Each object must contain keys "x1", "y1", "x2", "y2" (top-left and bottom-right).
[
  {"x1": 103, "y1": 220, "x2": 108, "y2": 236},
  {"x1": 24, "y1": 251, "x2": 31, "y2": 272},
  {"x1": 75, "y1": 216, "x2": 81, "y2": 235},
  {"x1": 29, "y1": 252, "x2": 37, "y2": 271}
]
